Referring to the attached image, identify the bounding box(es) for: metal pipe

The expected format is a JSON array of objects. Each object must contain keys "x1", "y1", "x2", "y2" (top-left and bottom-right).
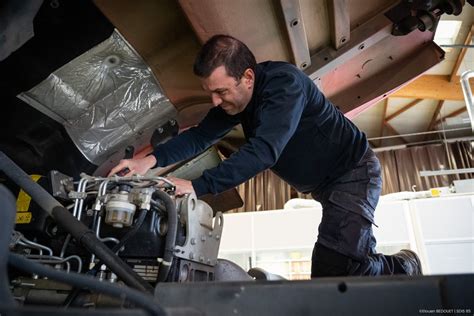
[
  {"x1": 0, "y1": 151, "x2": 153, "y2": 292},
  {"x1": 0, "y1": 152, "x2": 62, "y2": 215},
  {"x1": 0, "y1": 185, "x2": 16, "y2": 306},
  {"x1": 9, "y1": 253, "x2": 166, "y2": 316},
  {"x1": 81, "y1": 174, "x2": 175, "y2": 187},
  {"x1": 460, "y1": 70, "x2": 474, "y2": 133},
  {"x1": 72, "y1": 178, "x2": 85, "y2": 217},
  {"x1": 368, "y1": 127, "x2": 472, "y2": 141},
  {"x1": 25, "y1": 254, "x2": 83, "y2": 273},
  {"x1": 60, "y1": 234, "x2": 72, "y2": 258},
  {"x1": 75, "y1": 178, "x2": 89, "y2": 219},
  {"x1": 19, "y1": 237, "x2": 53, "y2": 256}
]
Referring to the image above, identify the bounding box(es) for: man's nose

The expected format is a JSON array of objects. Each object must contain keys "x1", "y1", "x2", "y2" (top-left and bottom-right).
[{"x1": 211, "y1": 93, "x2": 222, "y2": 107}]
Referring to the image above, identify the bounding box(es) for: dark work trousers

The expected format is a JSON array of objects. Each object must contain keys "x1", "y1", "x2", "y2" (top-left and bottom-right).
[{"x1": 311, "y1": 148, "x2": 408, "y2": 277}]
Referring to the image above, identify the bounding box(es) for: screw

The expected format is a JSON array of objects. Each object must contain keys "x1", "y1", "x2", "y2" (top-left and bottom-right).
[
  {"x1": 158, "y1": 127, "x2": 164, "y2": 134},
  {"x1": 215, "y1": 235, "x2": 220, "y2": 240}
]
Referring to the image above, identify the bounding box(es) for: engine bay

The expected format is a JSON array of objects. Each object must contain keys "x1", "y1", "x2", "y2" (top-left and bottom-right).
[{"x1": 0, "y1": 151, "x2": 245, "y2": 314}]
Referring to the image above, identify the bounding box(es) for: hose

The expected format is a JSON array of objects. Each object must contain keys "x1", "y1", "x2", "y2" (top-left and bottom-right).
[
  {"x1": 89, "y1": 208, "x2": 148, "y2": 275},
  {"x1": 8, "y1": 253, "x2": 167, "y2": 316},
  {"x1": 0, "y1": 152, "x2": 62, "y2": 215},
  {"x1": 153, "y1": 190, "x2": 177, "y2": 282},
  {"x1": 52, "y1": 205, "x2": 153, "y2": 292},
  {"x1": 0, "y1": 151, "x2": 152, "y2": 293},
  {"x1": 0, "y1": 185, "x2": 16, "y2": 306},
  {"x1": 112, "y1": 209, "x2": 148, "y2": 253},
  {"x1": 65, "y1": 209, "x2": 150, "y2": 306}
]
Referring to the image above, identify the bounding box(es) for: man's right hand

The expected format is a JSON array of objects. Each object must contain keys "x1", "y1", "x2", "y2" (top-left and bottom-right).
[{"x1": 107, "y1": 155, "x2": 157, "y2": 177}]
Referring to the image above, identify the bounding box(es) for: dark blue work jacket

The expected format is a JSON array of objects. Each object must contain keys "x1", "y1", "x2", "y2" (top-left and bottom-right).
[{"x1": 153, "y1": 61, "x2": 368, "y2": 196}]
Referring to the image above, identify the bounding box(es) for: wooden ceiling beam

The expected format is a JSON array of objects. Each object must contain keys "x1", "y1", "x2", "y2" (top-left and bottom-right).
[
  {"x1": 385, "y1": 99, "x2": 423, "y2": 121},
  {"x1": 368, "y1": 140, "x2": 378, "y2": 148},
  {"x1": 427, "y1": 100, "x2": 445, "y2": 131},
  {"x1": 390, "y1": 75, "x2": 473, "y2": 100},
  {"x1": 384, "y1": 122, "x2": 408, "y2": 144},
  {"x1": 450, "y1": 24, "x2": 473, "y2": 82},
  {"x1": 434, "y1": 107, "x2": 467, "y2": 126},
  {"x1": 425, "y1": 100, "x2": 445, "y2": 141}
]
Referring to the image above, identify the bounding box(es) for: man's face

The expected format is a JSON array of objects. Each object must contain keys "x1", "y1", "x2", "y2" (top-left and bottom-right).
[{"x1": 200, "y1": 65, "x2": 254, "y2": 115}]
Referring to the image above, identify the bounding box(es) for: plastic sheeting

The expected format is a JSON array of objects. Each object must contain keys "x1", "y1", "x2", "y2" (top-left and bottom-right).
[{"x1": 18, "y1": 29, "x2": 177, "y2": 165}]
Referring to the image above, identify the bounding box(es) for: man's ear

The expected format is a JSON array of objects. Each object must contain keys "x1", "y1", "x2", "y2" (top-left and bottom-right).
[{"x1": 243, "y1": 68, "x2": 255, "y2": 86}]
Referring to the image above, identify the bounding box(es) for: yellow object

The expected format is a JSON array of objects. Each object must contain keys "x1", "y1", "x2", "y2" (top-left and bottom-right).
[
  {"x1": 430, "y1": 188, "x2": 441, "y2": 197},
  {"x1": 16, "y1": 175, "x2": 42, "y2": 224},
  {"x1": 16, "y1": 212, "x2": 33, "y2": 224}
]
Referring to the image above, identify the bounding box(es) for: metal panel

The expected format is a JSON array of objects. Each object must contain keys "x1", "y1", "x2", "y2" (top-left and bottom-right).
[
  {"x1": 154, "y1": 274, "x2": 474, "y2": 316},
  {"x1": 279, "y1": 0, "x2": 311, "y2": 70}
]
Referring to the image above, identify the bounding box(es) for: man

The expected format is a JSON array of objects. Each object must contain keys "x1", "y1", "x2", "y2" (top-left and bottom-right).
[{"x1": 109, "y1": 34, "x2": 422, "y2": 277}]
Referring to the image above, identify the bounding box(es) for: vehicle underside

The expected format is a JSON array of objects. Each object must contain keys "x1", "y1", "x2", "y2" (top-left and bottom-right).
[{"x1": 1, "y1": 0, "x2": 473, "y2": 315}]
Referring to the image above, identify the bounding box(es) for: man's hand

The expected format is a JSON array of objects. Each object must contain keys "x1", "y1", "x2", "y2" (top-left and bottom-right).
[
  {"x1": 108, "y1": 155, "x2": 157, "y2": 177},
  {"x1": 167, "y1": 176, "x2": 195, "y2": 196}
]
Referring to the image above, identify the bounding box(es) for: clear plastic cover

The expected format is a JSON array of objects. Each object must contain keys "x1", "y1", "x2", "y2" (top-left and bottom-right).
[{"x1": 18, "y1": 30, "x2": 177, "y2": 165}]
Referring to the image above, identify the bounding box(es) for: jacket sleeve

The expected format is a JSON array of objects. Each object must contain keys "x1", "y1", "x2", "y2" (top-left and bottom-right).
[
  {"x1": 153, "y1": 107, "x2": 239, "y2": 167},
  {"x1": 192, "y1": 71, "x2": 307, "y2": 196}
]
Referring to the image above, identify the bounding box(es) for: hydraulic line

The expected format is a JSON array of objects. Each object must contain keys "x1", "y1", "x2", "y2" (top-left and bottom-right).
[
  {"x1": 8, "y1": 253, "x2": 167, "y2": 316},
  {"x1": 0, "y1": 151, "x2": 152, "y2": 292}
]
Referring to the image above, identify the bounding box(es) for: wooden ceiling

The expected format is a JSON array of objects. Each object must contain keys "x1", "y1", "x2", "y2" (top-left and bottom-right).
[{"x1": 353, "y1": 11, "x2": 473, "y2": 149}]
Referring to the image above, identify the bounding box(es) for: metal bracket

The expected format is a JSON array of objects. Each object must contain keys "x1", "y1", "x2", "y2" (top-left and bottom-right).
[
  {"x1": 174, "y1": 194, "x2": 223, "y2": 266},
  {"x1": 280, "y1": 0, "x2": 311, "y2": 70},
  {"x1": 50, "y1": 170, "x2": 74, "y2": 200}
]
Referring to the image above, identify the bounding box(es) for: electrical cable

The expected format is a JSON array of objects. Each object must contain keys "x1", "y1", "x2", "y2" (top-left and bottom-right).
[
  {"x1": 88, "y1": 209, "x2": 148, "y2": 275},
  {"x1": 8, "y1": 253, "x2": 167, "y2": 316},
  {"x1": 0, "y1": 151, "x2": 152, "y2": 292},
  {"x1": 64, "y1": 209, "x2": 149, "y2": 307},
  {"x1": 111, "y1": 209, "x2": 148, "y2": 253}
]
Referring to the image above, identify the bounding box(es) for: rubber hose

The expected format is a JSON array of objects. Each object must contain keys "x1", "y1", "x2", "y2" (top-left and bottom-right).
[
  {"x1": 8, "y1": 253, "x2": 166, "y2": 316},
  {"x1": 0, "y1": 151, "x2": 152, "y2": 292},
  {"x1": 52, "y1": 206, "x2": 153, "y2": 292},
  {"x1": 90, "y1": 209, "x2": 148, "y2": 273},
  {"x1": 0, "y1": 185, "x2": 16, "y2": 306},
  {"x1": 153, "y1": 190, "x2": 177, "y2": 282},
  {"x1": 0, "y1": 151, "x2": 61, "y2": 215}
]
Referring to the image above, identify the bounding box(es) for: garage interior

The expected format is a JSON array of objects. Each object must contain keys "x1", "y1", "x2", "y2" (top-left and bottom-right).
[{"x1": 0, "y1": 0, "x2": 473, "y2": 315}]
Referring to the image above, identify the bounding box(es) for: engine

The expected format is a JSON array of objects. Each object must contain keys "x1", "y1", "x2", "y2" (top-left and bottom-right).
[{"x1": 7, "y1": 168, "x2": 224, "y2": 307}]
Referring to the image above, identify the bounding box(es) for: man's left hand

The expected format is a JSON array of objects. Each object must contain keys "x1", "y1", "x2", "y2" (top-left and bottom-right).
[{"x1": 167, "y1": 176, "x2": 195, "y2": 196}]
